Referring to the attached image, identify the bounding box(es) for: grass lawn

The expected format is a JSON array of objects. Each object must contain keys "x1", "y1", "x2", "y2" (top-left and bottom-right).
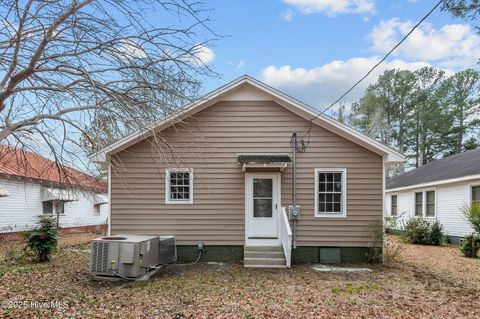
[{"x1": 0, "y1": 237, "x2": 479, "y2": 318}]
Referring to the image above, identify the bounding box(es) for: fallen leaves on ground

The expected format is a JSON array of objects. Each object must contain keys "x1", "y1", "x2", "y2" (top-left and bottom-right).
[{"x1": 0, "y1": 239, "x2": 479, "y2": 318}]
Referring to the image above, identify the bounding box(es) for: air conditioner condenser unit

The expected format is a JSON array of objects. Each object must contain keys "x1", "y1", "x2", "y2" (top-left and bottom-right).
[{"x1": 90, "y1": 234, "x2": 176, "y2": 281}]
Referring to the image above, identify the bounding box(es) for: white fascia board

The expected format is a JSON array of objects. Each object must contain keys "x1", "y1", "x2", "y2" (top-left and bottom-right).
[
  {"x1": 90, "y1": 75, "x2": 405, "y2": 165},
  {"x1": 386, "y1": 174, "x2": 480, "y2": 193}
]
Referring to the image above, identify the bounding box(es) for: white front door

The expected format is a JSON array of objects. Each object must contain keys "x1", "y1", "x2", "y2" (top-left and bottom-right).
[{"x1": 245, "y1": 173, "x2": 280, "y2": 244}]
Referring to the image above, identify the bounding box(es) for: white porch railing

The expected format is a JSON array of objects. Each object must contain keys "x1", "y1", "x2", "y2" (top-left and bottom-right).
[{"x1": 279, "y1": 207, "x2": 292, "y2": 268}]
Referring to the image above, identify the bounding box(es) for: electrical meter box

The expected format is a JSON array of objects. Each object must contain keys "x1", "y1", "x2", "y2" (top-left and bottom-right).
[{"x1": 289, "y1": 205, "x2": 300, "y2": 220}]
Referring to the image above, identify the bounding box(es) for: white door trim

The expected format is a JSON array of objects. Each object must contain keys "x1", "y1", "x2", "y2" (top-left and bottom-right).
[{"x1": 244, "y1": 172, "x2": 281, "y2": 246}]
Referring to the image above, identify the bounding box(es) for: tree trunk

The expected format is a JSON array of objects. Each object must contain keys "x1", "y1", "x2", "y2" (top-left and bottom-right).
[{"x1": 457, "y1": 115, "x2": 464, "y2": 154}]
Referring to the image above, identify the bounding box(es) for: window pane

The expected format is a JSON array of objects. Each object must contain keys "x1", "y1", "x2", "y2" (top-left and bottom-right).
[
  {"x1": 333, "y1": 203, "x2": 341, "y2": 213},
  {"x1": 326, "y1": 202, "x2": 333, "y2": 212},
  {"x1": 319, "y1": 181, "x2": 325, "y2": 192},
  {"x1": 426, "y1": 204, "x2": 435, "y2": 217},
  {"x1": 391, "y1": 195, "x2": 397, "y2": 216},
  {"x1": 334, "y1": 193, "x2": 341, "y2": 203},
  {"x1": 318, "y1": 193, "x2": 326, "y2": 212},
  {"x1": 334, "y1": 181, "x2": 342, "y2": 192},
  {"x1": 415, "y1": 192, "x2": 423, "y2": 204},
  {"x1": 415, "y1": 192, "x2": 423, "y2": 216},
  {"x1": 415, "y1": 205, "x2": 422, "y2": 216},
  {"x1": 391, "y1": 195, "x2": 397, "y2": 206},
  {"x1": 43, "y1": 201, "x2": 52, "y2": 214},
  {"x1": 253, "y1": 179, "x2": 272, "y2": 197},
  {"x1": 325, "y1": 193, "x2": 332, "y2": 203},
  {"x1": 426, "y1": 191, "x2": 435, "y2": 203},
  {"x1": 472, "y1": 186, "x2": 480, "y2": 203},
  {"x1": 253, "y1": 199, "x2": 272, "y2": 217},
  {"x1": 334, "y1": 173, "x2": 341, "y2": 183},
  {"x1": 326, "y1": 173, "x2": 333, "y2": 182}
]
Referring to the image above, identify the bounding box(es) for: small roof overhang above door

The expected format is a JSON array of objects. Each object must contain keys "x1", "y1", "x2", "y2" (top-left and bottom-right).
[
  {"x1": 42, "y1": 188, "x2": 78, "y2": 202},
  {"x1": 238, "y1": 154, "x2": 292, "y2": 172}
]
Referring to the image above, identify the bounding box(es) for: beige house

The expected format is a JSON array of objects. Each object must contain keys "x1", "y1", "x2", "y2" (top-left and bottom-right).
[{"x1": 91, "y1": 76, "x2": 404, "y2": 267}]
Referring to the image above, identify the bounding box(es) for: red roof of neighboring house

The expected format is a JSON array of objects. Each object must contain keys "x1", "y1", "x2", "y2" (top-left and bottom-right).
[{"x1": 0, "y1": 145, "x2": 107, "y2": 192}]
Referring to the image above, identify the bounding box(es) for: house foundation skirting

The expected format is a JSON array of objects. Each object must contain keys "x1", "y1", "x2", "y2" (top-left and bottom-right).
[{"x1": 175, "y1": 245, "x2": 372, "y2": 264}]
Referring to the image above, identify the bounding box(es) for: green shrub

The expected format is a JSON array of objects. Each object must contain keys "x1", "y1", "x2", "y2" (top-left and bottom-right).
[
  {"x1": 462, "y1": 203, "x2": 480, "y2": 234},
  {"x1": 401, "y1": 217, "x2": 430, "y2": 244},
  {"x1": 366, "y1": 219, "x2": 383, "y2": 263},
  {"x1": 401, "y1": 217, "x2": 444, "y2": 245},
  {"x1": 428, "y1": 220, "x2": 444, "y2": 245},
  {"x1": 460, "y1": 234, "x2": 480, "y2": 258},
  {"x1": 24, "y1": 216, "x2": 58, "y2": 262},
  {"x1": 384, "y1": 216, "x2": 400, "y2": 234}
]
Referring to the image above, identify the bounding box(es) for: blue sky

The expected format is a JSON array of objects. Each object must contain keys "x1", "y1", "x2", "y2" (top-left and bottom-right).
[{"x1": 196, "y1": 0, "x2": 479, "y2": 112}]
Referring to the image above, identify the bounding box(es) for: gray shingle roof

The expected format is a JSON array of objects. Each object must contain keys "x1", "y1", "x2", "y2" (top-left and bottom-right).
[{"x1": 386, "y1": 148, "x2": 480, "y2": 190}]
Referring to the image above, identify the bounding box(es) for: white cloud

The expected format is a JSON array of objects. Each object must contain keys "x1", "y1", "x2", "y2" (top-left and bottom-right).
[
  {"x1": 369, "y1": 18, "x2": 480, "y2": 68},
  {"x1": 284, "y1": 0, "x2": 376, "y2": 16},
  {"x1": 194, "y1": 44, "x2": 215, "y2": 65},
  {"x1": 280, "y1": 9, "x2": 294, "y2": 22},
  {"x1": 259, "y1": 57, "x2": 433, "y2": 109}
]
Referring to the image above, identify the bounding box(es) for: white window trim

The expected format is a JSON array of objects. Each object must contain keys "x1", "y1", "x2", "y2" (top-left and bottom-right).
[
  {"x1": 414, "y1": 191, "x2": 423, "y2": 217},
  {"x1": 390, "y1": 193, "x2": 398, "y2": 216},
  {"x1": 413, "y1": 188, "x2": 437, "y2": 218},
  {"x1": 470, "y1": 184, "x2": 480, "y2": 205},
  {"x1": 423, "y1": 188, "x2": 437, "y2": 218},
  {"x1": 314, "y1": 168, "x2": 347, "y2": 218},
  {"x1": 165, "y1": 168, "x2": 194, "y2": 204}
]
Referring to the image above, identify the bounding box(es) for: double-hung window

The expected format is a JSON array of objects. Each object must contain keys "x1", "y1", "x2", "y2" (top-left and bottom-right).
[
  {"x1": 165, "y1": 168, "x2": 193, "y2": 204},
  {"x1": 414, "y1": 192, "x2": 423, "y2": 216},
  {"x1": 425, "y1": 191, "x2": 435, "y2": 217},
  {"x1": 43, "y1": 201, "x2": 53, "y2": 215},
  {"x1": 414, "y1": 190, "x2": 436, "y2": 217},
  {"x1": 314, "y1": 168, "x2": 347, "y2": 218},
  {"x1": 391, "y1": 195, "x2": 398, "y2": 216}
]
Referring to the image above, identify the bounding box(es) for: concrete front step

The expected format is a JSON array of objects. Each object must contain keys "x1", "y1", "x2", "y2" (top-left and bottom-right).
[
  {"x1": 244, "y1": 257, "x2": 286, "y2": 266},
  {"x1": 243, "y1": 246, "x2": 287, "y2": 268},
  {"x1": 244, "y1": 251, "x2": 285, "y2": 259},
  {"x1": 244, "y1": 245, "x2": 283, "y2": 252},
  {"x1": 244, "y1": 264, "x2": 287, "y2": 269}
]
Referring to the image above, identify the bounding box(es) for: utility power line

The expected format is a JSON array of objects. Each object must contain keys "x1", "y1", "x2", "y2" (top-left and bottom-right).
[{"x1": 307, "y1": 0, "x2": 444, "y2": 128}]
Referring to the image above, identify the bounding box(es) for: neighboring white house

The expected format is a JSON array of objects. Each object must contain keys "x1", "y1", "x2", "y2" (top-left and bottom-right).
[
  {"x1": 385, "y1": 149, "x2": 480, "y2": 243},
  {"x1": 0, "y1": 145, "x2": 108, "y2": 232}
]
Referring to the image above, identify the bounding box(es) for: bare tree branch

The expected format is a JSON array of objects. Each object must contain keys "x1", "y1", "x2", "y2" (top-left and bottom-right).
[{"x1": 0, "y1": 0, "x2": 217, "y2": 178}]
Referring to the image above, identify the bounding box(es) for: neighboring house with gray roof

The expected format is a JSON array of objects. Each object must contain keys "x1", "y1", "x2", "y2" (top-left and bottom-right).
[{"x1": 385, "y1": 149, "x2": 480, "y2": 243}]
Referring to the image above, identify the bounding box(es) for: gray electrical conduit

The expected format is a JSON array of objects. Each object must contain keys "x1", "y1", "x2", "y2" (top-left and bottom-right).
[
  {"x1": 174, "y1": 249, "x2": 202, "y2": 266},
  {"x1": 113, "y1": 250, "x2": 203, "y2": 280},
  {"x1": 113, "y1": 262, "x2": 168, "y2": 281}
]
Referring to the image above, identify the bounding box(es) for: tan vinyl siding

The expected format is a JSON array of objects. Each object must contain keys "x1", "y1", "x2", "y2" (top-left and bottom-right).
[{"x1": 111, "y1": 100, "x2": 383, "y2": 246}]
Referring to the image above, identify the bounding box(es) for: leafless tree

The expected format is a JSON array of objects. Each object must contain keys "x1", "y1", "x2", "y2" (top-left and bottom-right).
[{"x1": 0, "y1": 0, "x2": 216, "y2": 179}]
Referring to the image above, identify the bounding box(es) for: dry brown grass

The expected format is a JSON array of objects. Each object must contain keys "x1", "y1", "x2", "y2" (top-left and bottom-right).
[
  {"x1": 0, "y1": 237, "x2": 479, "y2": 318},
  {"x1": 396, "y1": 236, "x2": 480, "y2": 290},
  {"x1": 0, "y1": 232, "x2": 102, "y2": 264}
]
